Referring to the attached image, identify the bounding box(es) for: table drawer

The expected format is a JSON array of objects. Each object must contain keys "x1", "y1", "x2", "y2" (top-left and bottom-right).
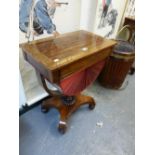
[{"x1": 60, "y1": 48, "x2": 112, "y2": 80}]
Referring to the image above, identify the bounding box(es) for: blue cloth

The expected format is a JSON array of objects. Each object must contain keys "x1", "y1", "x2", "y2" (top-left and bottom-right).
[{"x1": 19, "y1": 0, "x2": 56, "y2": 34}]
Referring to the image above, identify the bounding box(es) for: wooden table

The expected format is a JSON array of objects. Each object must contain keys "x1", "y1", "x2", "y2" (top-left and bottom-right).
[{"x1": 21, "y1": 30, "x2": 116, "y2": 133}]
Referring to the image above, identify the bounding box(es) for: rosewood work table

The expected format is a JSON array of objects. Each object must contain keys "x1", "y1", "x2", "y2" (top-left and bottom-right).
[{"x1": 21, "y1": 30, "x2": 116, "y2": 134}]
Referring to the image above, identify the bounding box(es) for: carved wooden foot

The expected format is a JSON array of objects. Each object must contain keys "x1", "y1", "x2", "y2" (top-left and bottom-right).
[{"x1": 41, "y1": 94, "x2": 96, "y2": 134}]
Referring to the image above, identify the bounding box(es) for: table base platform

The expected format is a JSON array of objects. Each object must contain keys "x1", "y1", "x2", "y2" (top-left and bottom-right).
[{"x1": 41, "y1": 94, "x2": 95, "y2": 134}]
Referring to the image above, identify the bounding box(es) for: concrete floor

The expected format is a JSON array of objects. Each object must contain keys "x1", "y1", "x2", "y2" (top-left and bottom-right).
[{"x1": 19, "y1": 75, "x2": 135, "y2": 155}]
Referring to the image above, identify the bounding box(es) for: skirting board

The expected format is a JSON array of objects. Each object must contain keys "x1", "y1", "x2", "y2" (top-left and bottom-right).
[{"x1": 19, "y1": 95, "x2": 50, "y2": 116}]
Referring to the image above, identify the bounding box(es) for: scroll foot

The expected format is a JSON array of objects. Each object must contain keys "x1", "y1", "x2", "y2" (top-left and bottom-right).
[{"x1": 58, "y1": 121, "x2": 67, "y2": 134}]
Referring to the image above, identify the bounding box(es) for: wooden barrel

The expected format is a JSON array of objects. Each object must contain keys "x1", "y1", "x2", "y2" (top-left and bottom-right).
[{"x1": 98, "y1": 40, "x2": 135, "y2": 89}]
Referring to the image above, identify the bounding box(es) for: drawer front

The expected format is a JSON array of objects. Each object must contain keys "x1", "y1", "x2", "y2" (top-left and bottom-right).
[{"x1": 60, "y1": 48, "x2": 112, "y2": 80}]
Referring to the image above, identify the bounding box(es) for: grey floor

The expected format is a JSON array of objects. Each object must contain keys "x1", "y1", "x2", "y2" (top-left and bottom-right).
[{"x1": 19, "y1": 75, "x2": 135, "y2": 155}]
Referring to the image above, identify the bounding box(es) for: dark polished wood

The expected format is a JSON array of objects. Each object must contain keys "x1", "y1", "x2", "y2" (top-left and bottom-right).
[{"x1": 21, "y1": 30, "x2": 116, "y2": 133}]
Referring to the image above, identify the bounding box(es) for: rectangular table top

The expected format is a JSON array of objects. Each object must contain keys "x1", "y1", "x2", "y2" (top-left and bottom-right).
[
  {"x1": 21, "y1": 30, "x2": 117, "y2": 84},
  {"x1": 21, "y1": 30, "x2": 116, "y2": 72}
]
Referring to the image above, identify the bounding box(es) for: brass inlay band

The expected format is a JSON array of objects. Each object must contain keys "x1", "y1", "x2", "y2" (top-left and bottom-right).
[{"x1": 111, "y1": 53, "x2": 135, "y2": 60}]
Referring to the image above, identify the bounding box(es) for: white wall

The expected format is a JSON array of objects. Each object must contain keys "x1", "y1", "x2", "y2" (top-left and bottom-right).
[
  {"x1": 54, "y1": 0, "x2": 81, "y2": 33},
  {"x1": 80, "y1": 0, "x2": 98, "y2": 32}
]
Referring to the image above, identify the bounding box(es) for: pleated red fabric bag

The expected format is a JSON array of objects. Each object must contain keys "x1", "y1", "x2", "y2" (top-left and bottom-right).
[{"x1": 60, "y1": 61, "x2": 105, "y2": 96}]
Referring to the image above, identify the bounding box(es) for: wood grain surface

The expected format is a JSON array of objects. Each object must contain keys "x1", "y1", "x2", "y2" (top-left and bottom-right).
[{"x1": 21, "y1": 30, "x2": 116, "y2": 83}]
